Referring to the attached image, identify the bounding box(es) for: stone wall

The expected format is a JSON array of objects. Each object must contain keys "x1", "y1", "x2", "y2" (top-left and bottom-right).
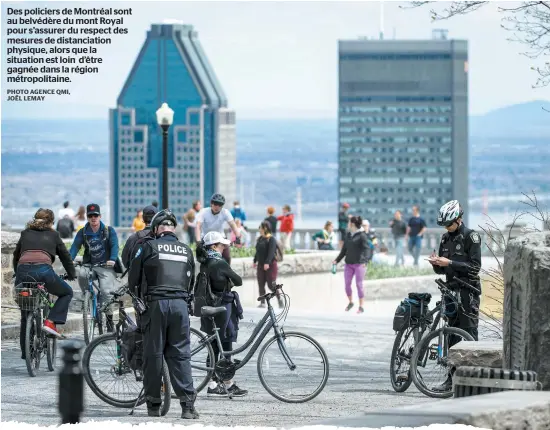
[
  {"x1": 1, "y1": 232, "x2": 20, "y2": 306},
  {"x1": 503, "y1": 231, "x2": 550, "y2": 389}
]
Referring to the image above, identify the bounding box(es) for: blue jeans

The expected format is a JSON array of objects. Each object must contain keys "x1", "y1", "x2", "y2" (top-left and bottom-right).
[
  {"x1": 16, "y1": 264, "x2": 74, "y2": 353},
  {"x1": 408, "y1": 236, "x2": 423, "y2": 266},
  {"x1": 394, "y1": 237, "x2": 405, "y2": 266}
]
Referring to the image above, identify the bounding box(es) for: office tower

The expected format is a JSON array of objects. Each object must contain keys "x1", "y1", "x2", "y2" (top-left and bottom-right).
[
  {"x1": 109, "y1": 22, "x2": 236, "y2": 226},
  {"x1": 338, "y1": 30, "x2": 468, "y2": 227}
]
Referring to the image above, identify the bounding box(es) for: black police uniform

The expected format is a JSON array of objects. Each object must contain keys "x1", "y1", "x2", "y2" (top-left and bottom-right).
[
  {"x1": 128, "y1": 231, "x2": 197, "y2": 415},
  {"x1": 433, "y1": 222, "x2": 482, "y2": 344}
]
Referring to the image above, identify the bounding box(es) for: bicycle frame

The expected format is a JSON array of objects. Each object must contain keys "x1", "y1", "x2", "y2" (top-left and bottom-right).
[{"x1": 191, "y1": 294, "x2": 295, "y2": 373}]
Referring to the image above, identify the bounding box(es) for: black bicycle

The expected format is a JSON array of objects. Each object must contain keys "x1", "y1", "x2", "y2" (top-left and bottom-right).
[
  {"x1": 81, "y1": 285, "x2": 172, "y2": 415},
  {"x1": 189, "y1": 284, "x2": 330, "y2": 403},
  {"x1": 14, "y1": 277, "x2": 68, "y2": 377},
  {"x1": 390, "y1": 277, "x2": 480, "y2": 398}
]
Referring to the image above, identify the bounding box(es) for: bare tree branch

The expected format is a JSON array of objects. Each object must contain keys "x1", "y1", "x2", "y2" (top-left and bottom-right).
[{"x1": 408, "y1": 1, "x2": 550, "y2": 87}]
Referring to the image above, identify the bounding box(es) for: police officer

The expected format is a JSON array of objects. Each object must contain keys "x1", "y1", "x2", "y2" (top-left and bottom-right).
[
  {"x1": 429, "y1": 199, "x2": 482, "y2": 392},
  {"x1": 128, "y1": 209, "x2": 199, "y2": 419}
]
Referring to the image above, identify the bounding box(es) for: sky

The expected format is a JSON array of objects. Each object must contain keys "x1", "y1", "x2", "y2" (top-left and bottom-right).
[{"x1": 2, "y1": 0, "x2": 550, "y2": 119}]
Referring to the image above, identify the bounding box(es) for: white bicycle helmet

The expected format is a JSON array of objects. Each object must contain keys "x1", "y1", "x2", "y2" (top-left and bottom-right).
[{"x1": 437, "y1": 200, "x2": 464, "y2": 227}]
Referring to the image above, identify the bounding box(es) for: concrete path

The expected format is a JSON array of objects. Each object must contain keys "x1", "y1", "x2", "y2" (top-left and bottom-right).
[{"x1": 2, "y1": 300, "x2": 437, "y2": 427}]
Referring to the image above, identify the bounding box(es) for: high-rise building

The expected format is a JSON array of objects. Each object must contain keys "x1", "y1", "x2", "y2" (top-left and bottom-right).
[
  {"x1": 338, "y1": 31, "x2": 468, "y2": 227},
  {"x1": 109, "y1": 22, "x2": 236, "y2": 227}
]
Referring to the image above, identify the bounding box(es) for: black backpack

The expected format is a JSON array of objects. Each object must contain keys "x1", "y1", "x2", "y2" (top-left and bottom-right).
[
  {"x1": 392, "y1": 292, "x2": 432, "y2": 332},
  {"x1": 192, "y1": 269, "x2": 228, "y2": 317},
  {"x1": 57, "y1": 218, "x2": 74, "y2": 238}
]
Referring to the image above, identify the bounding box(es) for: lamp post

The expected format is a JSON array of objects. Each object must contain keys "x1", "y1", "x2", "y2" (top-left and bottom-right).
[{"x1": 156, "y1": 102, "x2": 174, "y2": 209}]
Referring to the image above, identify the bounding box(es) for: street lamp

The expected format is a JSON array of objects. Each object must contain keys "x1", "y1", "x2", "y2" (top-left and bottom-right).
[{"x1": 156, "y1": 102, "x2": 174, "y2": 209}]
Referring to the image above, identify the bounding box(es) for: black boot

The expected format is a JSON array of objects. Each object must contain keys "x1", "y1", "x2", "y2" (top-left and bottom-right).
[
  {"x1": 181, "y1": 393, "x2": 199, "y2": 419},
  {"x1": 147, "y1": 402, "x2": 161, "y2": 417}
]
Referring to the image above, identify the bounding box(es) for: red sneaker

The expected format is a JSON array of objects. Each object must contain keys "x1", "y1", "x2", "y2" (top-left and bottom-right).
[{"x1": 43, "y1": 320, "x2": 61, "y2": 338}]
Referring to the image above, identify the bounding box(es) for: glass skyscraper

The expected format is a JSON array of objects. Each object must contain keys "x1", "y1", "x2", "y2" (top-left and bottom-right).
[
  {"x1": 338, "y1": 35, "x2": 468, "y2": 227},
  {"x1": 109, "y1": 22, "x2": 236, "y2": 226}
]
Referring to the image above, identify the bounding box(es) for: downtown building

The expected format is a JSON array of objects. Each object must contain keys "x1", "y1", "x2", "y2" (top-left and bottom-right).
[
  {"x1": 109, "y1": 22, "x2": 236, "y2": 227},
  {"x1": 338, "y1": 31, "x2": 468, "y2": 227}
]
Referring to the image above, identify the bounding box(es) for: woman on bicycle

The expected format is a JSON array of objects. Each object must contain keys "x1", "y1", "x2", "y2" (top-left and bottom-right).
[
  {"x1": 196, "y1": 231, "x2": 248, "y2": 397},
  {"x1": 332, "y1": 215, "x2": 372, "y2": 314},
  {"x1": 13, "y1": 208, "x2": 77, "y2": 351}
]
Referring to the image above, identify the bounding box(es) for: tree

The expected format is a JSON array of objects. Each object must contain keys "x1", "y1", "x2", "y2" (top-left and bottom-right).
[{"x1": 408, "y1": 1, "x2": 550, "y2": 88}]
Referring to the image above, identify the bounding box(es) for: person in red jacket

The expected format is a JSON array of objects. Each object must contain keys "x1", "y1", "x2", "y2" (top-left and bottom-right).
[{"x1": 277, "y1": 205, "x2": 294, "y2": 250}]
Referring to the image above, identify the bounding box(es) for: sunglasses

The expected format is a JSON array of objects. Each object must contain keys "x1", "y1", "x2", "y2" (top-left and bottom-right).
[{"x1": 88, "y1": 214, "x2": 100, "y2": 218}]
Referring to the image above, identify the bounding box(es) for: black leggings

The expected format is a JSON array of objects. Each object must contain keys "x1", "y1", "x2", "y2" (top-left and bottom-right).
[{"x1": 207, "y1": 340, "x2": 233, "y2": 382}]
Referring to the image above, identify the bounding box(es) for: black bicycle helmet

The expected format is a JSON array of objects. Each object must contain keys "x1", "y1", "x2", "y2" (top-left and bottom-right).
[
  {"x1": 150, "y1": 209, "x2": 178, "y2": 232},
  {"x1": 210, "y1": 193, "x2": 226, "y2": 206}
]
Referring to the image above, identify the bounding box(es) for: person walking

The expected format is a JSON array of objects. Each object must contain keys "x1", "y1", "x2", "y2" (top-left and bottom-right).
[
  {"x1": 131, "y1": 210, "x2": 146, "y2": 232},
  {"x1": 58, "y1": 201, "x2": 75, "y2": 221},
  {"x1": 389, "y1": 210, "x2": 407, "y2": 266},
  {"x1": 74, "y1": 206, "x2": 87, "y2": 231},
  {"x1": 254, "y1": 221, "x2": 282, "y2": 308},
  {"x1": 13, "y1": 208, "x2": 76, "y2": 344},
  {"x1": 128, "y1": 209, "x2": 199, "y2": 418},
  {"x1": 332, "y1": 216, "x2": 370, "y2": 314},
  {"x1": 56, "y1": 214, "x2": 75, "y2": 239},
  {"x1": 406, "y1": 205, "x2": 427, "y2": 266},
  {"x1": 183, "y1": 201, "x2": 201, "y2": 245},
  {"x1": 196, "y1": 231, "x2": 248, "y2": 397},
  {"x1": 277, "y1": 205, "x2": 294, "y2": 250},
  {"x1": 230, "y1": 201, "x2": 247, "y2": 227}
]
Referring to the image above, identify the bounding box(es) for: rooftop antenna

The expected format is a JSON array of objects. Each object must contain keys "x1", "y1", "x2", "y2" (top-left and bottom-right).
[{"x1": 379, "y1": 1, "x2": 384, "y2": 40}]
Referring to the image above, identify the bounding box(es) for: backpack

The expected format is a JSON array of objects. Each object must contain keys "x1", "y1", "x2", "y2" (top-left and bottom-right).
[
  {"x1": 274, "y1": 238, "x2": 284, "y2": 262},
  {"x1": 192, "y1": 271, "x2": 223, "y2": 317},
  {"x1": 392, "y1": 292, "x2": 431, "y2": 332},
  {"x1": 57, "y1": 218, "x2": 74, "y2": 238},
  {"x1": 82, "y1": 223, "x2": 124, "y2": 273},
  {"x1": 120, "y1": 322, "x2": 143, "y2": 371}
]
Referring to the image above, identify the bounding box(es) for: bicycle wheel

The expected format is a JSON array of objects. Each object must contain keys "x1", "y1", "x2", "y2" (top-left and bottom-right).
[
  {"x1": 390, "y1": 325, "x2": 418, "y2": 392},
  {"x1": 47, "y1": 337, "x2": 57, "y2": 371},
  {"x1": 410, "y1": 326, "x2": 475, "y2": 399},
  {"x1": 257, "y1": 331, "x2": 329, "y2": 403},
  {"x1": 82, "y1": 333, "x2": 171, "y2": 411},
  {"x1": 24, "y1": 313, "x2": 41, "y2": 377},
  {"x1": 83, "y1": 291, "x2": 103, "y2": 345},
  {"x1": 189, "y1": 327, "x2": 215, "y2": 393}
]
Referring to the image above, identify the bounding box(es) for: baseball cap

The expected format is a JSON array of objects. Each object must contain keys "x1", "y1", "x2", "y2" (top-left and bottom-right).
[
  {"x1": 86, "y1": 203, "x2": 101, "y2": 216},
  {"x1": 142, "y1": 205, "x2": 158, "y2": 217},
  {"x1": 203, "y1": 231, "x2": 230, "y2": 246}
]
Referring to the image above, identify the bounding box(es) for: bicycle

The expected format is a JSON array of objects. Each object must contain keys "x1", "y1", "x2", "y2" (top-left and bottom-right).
[
  {"x1": 189, "y1": 284, "x2": 330, "y2": 403},
  {"x1": 390, "y1": 277, "x2": 480, "y2": 396},
  {"x1": 76, "y1": 262, "x2": 113, "y2": 345},
  {"x1": 81, "y1": 284, "x2": 171, "y2": 415},
  {"x1": 14, "y1": 275, "x2": 69, "y2": 377},
  {"x1": 407, "y1": 277, "x2": 480, "y2": 398}
]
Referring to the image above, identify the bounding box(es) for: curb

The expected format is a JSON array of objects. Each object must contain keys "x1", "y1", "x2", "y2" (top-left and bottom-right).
[{"x1": 1, "y1": 313, "x2": 84, "y2": 339}]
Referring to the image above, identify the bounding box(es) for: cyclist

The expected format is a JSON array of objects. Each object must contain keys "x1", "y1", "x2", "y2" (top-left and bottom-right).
[
  {"x1": 127, "y1": 209, "x2": 198, "y2": 419},
  {"x1": 338, "y1": 203, "x2": 350, "y2": 249},
  {"x1": 196, "y1": 231, "x2": 248, "y2": 397},
  {"x1": 13, "y1": 208, "x2": 77, "y2": 346},
  {"x1": 429, "y1": 199, "x2": 482, "y2": 392},
  {"x1": 195, "y1": 194, "x2": 242, "y2": 265},
  {"x1": 122, "y1": 205, "x2": 157, "y2": 268},
  {"x1": 69, "y1": 203, "x2": 120, "y2": 331}
]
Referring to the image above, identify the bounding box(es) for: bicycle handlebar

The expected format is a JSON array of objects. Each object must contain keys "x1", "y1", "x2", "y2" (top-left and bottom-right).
[{"x1": 257, "y1": 283, "x2": 284, "y2": 302}]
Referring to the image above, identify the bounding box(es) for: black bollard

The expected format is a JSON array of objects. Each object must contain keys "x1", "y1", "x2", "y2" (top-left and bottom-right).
[{"x1": 58, "y1": 339, "x2": 85, "y2": 424}]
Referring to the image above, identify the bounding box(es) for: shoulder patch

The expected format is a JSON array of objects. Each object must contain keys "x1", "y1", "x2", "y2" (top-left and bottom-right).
[{"x1": 470, "y1": 232, "x2": 480, "y2": 244}]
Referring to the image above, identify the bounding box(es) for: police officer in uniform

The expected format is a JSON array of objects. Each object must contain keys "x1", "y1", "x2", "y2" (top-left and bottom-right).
[
  {"x1": 128, "y1": 209, "x2": 199, "y2": 419},
  {"x1": 429, "y1": 199, "x2": 482, "y2": 392}
]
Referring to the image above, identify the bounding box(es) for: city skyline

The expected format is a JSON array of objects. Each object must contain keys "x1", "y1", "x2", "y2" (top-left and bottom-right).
[
  {"x1": 109, "y1": 22, "x2": 236, "y2": 226},
  {"x1": 337, "y1": 32, "x2": 468, "y2": 226},
  {"x1": 2, "y1": 1, "x2": 550, "y2": 120}
]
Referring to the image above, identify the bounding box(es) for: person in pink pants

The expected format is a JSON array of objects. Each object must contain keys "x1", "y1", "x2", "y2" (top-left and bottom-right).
[{"x1": 332, "y1": 215, "x2": 372, "y2": 314}]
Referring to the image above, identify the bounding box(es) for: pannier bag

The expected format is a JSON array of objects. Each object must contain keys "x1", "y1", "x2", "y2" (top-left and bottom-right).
[
  {"x1": 120, "y1": 324, "x2": 143, "y2": 371},
  {"x1": 392, "y1": 292, "x2": 431, "y2": 332}
]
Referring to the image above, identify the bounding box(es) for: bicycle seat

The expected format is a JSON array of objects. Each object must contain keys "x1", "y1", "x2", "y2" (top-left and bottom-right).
[{"x1": 201, "y1": 306, "x2": 226, "y2": 317}]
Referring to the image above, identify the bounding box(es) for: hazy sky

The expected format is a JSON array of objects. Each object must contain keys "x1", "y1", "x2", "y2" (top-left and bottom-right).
[{"x1": 2, "y1": 0, "x2": 550, "y2": 119}]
